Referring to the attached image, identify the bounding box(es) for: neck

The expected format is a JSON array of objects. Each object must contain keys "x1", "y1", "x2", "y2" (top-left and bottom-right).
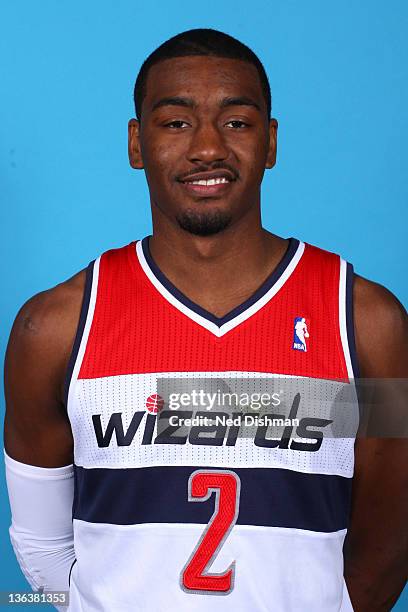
[{"x1": 148, "y1": 208, "x2": 288, "y2": 319}]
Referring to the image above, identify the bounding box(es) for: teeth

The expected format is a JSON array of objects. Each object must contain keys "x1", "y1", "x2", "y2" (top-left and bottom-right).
[{"x1": 187, "y1": 177, "x2": 229, "y2": 186}]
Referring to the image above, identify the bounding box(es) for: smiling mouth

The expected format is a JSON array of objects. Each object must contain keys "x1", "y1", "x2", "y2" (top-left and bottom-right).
[
  {"x1": 184, "y1": 177, "x2": 230, "y2": 186},
  {"x1": 179, "y1": 177, "x2": 234, "y2": 197},
  {"x1": 178, "y1": 172, "x2": 236, "y2": 197}
]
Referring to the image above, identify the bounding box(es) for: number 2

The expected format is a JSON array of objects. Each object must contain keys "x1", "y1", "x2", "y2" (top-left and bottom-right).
[{"x1": 180, "y1": 469, "x2": 241, "y2": 594}]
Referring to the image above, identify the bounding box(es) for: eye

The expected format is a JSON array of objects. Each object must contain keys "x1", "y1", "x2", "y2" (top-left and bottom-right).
[
  {"x1": 164, "y1": 120, "x2": 190, "y2": 129},
  {"x1": 225, "y1": 120, "x2": 249, "y2": 129}
]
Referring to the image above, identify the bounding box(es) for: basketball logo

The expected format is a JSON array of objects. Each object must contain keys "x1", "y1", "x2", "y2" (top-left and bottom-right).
[
  {"x1": 145, "y1": 393, "x2": 165, "y2": 414},
  {"x1": 292, "y1": 316, "x2": 310, "y2": 352}
]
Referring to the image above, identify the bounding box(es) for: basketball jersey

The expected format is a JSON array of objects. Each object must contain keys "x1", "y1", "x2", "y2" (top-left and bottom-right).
[{"x1": 64, "y1": 236, "x2": 359, "y2": 611}]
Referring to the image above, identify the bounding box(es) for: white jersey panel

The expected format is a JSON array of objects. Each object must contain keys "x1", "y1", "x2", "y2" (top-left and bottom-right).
[{"x1": 69, "y1": 520, "x2": 353, "y2": 612}]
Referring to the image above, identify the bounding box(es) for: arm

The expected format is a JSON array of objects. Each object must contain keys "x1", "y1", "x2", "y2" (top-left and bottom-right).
[
  {"x1": 3, "y1": 269, "x2": 86, "y2": 596},
  {"x1": 344, "y1": 274, "x2": 408, "y2": 611}
]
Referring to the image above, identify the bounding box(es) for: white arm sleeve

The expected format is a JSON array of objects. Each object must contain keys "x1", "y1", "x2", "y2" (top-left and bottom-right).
[{"x1": 4, "y1": 450, "x2": 76, "y2": 607}]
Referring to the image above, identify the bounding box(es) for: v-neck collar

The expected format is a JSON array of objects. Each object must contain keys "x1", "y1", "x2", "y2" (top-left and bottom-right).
[{"x1": 135, "y1": 236, "x2": 305, "y2": 338}]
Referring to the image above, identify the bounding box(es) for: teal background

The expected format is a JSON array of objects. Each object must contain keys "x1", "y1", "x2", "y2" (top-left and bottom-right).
[{"x1": 1, "y1": 1, "x2": 407, "y2": 609}]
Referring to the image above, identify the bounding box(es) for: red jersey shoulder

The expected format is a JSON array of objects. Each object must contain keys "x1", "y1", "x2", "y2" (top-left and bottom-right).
[
  {"x1": 95, "y1": 240, "x2": 141, "y2": 284},
  {"x1": 302, "y1": 240, "x2": 342, "y2": 269},
  {"x1": 98, "y1": 240, "x2": 137, "y2": 266}
]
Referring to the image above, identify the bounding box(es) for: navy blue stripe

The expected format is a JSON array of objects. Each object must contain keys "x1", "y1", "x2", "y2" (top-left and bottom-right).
[
  {"x1": 345, "y1": 262, "x2": 360, "y2": 378},
  {"x1": 68, "y1": 558, "x2": 77, "y2": 587},
  {"x1": 63, "y1": 260, "x2": 95, "y2": 409},
  {"x1": 141, "y1": 236, "x2": 300, "y2": 327},
  {"x1": 73, "y1": 465, "x2": 351, "y2": 533}
]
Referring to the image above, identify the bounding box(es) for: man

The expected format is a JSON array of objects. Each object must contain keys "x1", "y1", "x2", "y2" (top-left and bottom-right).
[{"x1": 4, "y1": 28, "x2": 408, "y2": 611}]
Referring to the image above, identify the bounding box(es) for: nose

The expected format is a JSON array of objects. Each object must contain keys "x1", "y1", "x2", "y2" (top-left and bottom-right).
[{"x1": 187, "y1": 121, "x2": 229, "y2": 164}]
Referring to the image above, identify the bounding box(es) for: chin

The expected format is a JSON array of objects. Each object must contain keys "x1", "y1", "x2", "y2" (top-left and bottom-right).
[{"x1": 176, "y1": 208, "x2": 232, "y2": 236}]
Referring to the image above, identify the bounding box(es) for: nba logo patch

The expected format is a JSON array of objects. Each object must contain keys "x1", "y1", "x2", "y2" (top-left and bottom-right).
[{"x1": 293, "y1": 316, "x2": 310, "y2": 352}]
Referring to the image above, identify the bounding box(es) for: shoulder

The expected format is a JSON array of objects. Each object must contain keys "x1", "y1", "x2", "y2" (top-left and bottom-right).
[
  {"x1": 353, "y1": 274, "x2": 406, "y2": 318},
  {"x1": 12, "y1": 239, "x2": 137, "y2": 347},
  {"x1": 10, "y1": 268, "x2": 87, "y2": 343},
  {"x1": 353, "y1": 274, "x2": 408, "y2": 377},
  {"x1": 5, "y1": 267, "x2": 87, "y2": 403}
]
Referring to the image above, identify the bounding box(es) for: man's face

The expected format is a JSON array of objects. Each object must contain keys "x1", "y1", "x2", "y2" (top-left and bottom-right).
[{"x1": 128, "y1": 55, "x2": 277, "y2": 236}]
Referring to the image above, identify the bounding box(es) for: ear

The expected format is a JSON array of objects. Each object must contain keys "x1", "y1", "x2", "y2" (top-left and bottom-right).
[
  {"x1": 128, "y1": 118, "x2": 144, "y2": 169},
  {"x1": 265, "y1": 118, "x2": 278, "y2": 169}
]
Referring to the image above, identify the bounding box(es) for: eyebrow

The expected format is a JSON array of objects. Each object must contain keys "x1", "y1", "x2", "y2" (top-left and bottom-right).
[
  {"x1": 151, "y1": 97, "x2": 195, "y2": 112},
  {"x1": 151, "y1": 95, "x2": 261, "y2": 113},
  {"x1": 220, "y1": 96, "x2": 261, "y2": 112}
]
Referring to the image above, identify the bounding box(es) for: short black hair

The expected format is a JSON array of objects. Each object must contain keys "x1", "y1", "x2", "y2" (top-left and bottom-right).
[{"x1": 133, "y1": 28, "x2": 271, "y2": 120}]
